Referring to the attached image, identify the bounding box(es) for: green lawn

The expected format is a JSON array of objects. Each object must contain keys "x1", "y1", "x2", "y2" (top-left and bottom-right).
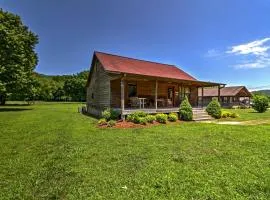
[
  {"x1": 221, "y1": 108, "x2": 270, "y2": 122},
  {"x1": 0, "y1": 103, "x2": 270, "y2": 199}
]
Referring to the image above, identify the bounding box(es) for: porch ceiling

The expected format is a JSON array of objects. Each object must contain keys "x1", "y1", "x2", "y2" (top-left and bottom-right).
[{"x1": 117, "y1": 73, "x2": 225, "y2": 87}]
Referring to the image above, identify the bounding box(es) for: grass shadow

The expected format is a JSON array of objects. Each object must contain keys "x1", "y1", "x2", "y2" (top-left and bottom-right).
[
  {"x1": 5, "y1": 104, "x2": 31, "y2": 107},
  {"x1": 0, "y1": 107, "x2": 33, "y2": 112}
]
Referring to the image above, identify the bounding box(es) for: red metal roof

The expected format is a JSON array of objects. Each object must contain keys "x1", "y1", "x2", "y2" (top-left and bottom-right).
[{"x1": 95, "y1": 51, "x2": 197, "y2": 81}]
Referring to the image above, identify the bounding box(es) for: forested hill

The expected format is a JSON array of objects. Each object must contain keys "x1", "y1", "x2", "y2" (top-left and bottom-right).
[{"x1": 252, "y1": 90, "x2": 270, "y2": 96}]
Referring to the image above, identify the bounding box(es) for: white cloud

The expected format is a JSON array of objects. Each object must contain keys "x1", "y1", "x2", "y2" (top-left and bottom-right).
[
  {"x1": 227, "y1": 37, "x2": 270, "y2": 56},
  {"x1": 204, "y1": 49, "x2": 221, "y2": 57},
  {"x1": 226, "y1": 37, "x2": 270, "y2": 69}
]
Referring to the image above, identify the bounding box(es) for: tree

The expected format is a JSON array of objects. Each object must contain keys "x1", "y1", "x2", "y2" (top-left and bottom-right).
[
  {"x1": 0, "y1": 9, "x2": 38, "y2": 105},
  {"x1": 206, "y1": 98, "x2": 222, "y2": 119},
  {"x1": 179, "y1": 96, "x2": 193, "y2": 121},
  {"x1": 63, "y1": 77, "x2": 86, "y2": 101},
  {"x1": 252, "y1": 95, "x2": 269, "y2": 113}
]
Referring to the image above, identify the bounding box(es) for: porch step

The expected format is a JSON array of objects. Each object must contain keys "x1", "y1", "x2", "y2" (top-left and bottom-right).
[{"x1": 192, "y1": 108, "x2": 212, "y2": 121}]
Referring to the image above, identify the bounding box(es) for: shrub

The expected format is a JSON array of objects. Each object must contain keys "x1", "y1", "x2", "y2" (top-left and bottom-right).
[
  {"x1": 206, "y1": 99, "x2": 222, "y2": 119},
  {"x1": 179, "y1": 96, "x2": 193, "y2": 121},
  {"x1": 221, "y1": 111, "x2": 239, "y2": 118},
  {"x1": 107, "y1": 120, "x2": 116, "y2": 127},
  {"x1": 230, "y1": 112, "x2": 239, "y2": 118},
  {"x1": 168, "y1": 113, "x2": 178, "y2": 122},
  {"x1": 156, "y1": 113, "x2": 167, "y2": 124},
  {"x1": 110, "y1": 109, "x2": 120, "y2": 120},
  {"x1": 126, "y1": 114, "x2": 134, "y2": 122},
  {"x1": 98, "y1": 118, "x2": 107, "y2": 126},
  {"x1": 221, "y1": 111, "x2": 231, "y2": 118},
  {"x1": 102, "y1": 108, "x2": 120, "y2": 121},
  {"x1": 252, "y1": 95, "x2": 269, "y2": 113},
  {"x1": 127, "y1": 111, "x2": 147, "y2": 123},
  {"x1": 145, "y1": 115, "x2": 156, "y2": 123},
  {"x1": 138, "y1": 117, "x2": 147, "y2": 125},
  {"x1": 102, "y1": 108, "x2": 111, "y2": 121},
  {"x1": 133, "y1": 111, "x2": 147, "y2": 117}
]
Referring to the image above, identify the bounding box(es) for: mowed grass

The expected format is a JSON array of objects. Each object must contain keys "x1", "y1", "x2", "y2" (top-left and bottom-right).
[
  {"x1": 0, "y1": 103, "x2": 270, "y2": 199},
  {"x1": 221, "y1": 108, "x2": 270, "y2": 122}
]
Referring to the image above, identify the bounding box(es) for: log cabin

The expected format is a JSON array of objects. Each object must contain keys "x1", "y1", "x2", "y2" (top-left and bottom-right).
[
  {"x1": 198, "y1": 86, "x2": 252, "y2": 107},
  {"x1": 86, "y1": 51, "x2": 225, "y2": 118}
]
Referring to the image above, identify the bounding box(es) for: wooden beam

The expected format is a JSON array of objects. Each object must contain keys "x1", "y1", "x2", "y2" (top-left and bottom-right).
[
  {"x1": 201, "y1": 87, "x2": 204, "y2": 107},
  {"x1": 155, "y1": 80, "x2": 158, "y2": 110},
  {"x1": 121, "y1": 78, "x2": 125, "y2": 119},
  {"x1": 218, "y1": 86, "x2": 221, "y2": 102}
]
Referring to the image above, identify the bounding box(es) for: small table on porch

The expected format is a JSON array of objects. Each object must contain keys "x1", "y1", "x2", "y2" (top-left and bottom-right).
[{"x1": 138, "y1": 98, "x2": 147, "y2": 109}]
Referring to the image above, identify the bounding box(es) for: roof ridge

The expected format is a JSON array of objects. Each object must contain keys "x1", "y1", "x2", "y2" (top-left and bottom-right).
[{"x1": 94, "y1": 51, "x2": 176, "y2": 67}]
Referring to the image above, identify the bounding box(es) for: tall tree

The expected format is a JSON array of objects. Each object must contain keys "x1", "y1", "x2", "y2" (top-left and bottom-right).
[{"x1": 0, "y1": 9, "x2": 38, "y2": 105}]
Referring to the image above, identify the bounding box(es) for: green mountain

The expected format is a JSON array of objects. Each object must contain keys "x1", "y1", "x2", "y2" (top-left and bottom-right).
[{"x1": 252, "y1": 90, "x2": 270, "y2": 96}]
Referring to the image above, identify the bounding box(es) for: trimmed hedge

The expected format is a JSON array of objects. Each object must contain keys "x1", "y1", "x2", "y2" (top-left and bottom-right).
[
  {"x1": 179, "y1": 96, "x2": 193, "y2": 121},
  {"x1": 206, "y1": 99, "x2": 222, "y2": 119}
]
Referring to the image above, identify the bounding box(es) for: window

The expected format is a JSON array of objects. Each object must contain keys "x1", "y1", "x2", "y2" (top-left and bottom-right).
[
  {"x1": 128, "y1": 84, "x2": 137, "y2": 97},
  {"x1": 91, "y1": 93, "x2": 94, "y2": 99}
]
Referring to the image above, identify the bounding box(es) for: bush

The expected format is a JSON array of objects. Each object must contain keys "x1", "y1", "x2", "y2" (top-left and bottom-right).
[
  {"x1": 102, "y1": 108, "x2": 120, "y2": 121},
  {"x1": 221, "y1": 111, "x2": 239, "y2": 118},
  {"x1": 110, "y1": 109, "x2": 120, "y2": 120},
  {"x1": 252, "y1": 95, "x2": 269, "y2": 113},
  {"x1": 145, "y1": 115, "x2": 156, "y2": 123},
  {"x1": 168, "y1": 113, "x2": 178, "y2": 122},
  {"x1": 179, "y1": 96, "x2": 193, "y2": 121},
  {"x1": 138, "y1": 117, "x2": 147, "y2": 125},
  {"x1": 107, "y1": 120, "x2": 116, "y2": 127},
  {"x1": 206, "y1": 99, "x2": 222, "y2": 119},
  {"x1": 126, "y1": 114, "x2": 134, "y2": 122},
  {"x1": 156, "y1": 113, "x2": 167, "y2": 124},
  {"x1": 221, "y1": 111, "x2": 231, "y2": 118},
  {"x1": 98, "y1": 118, "x2": 107, "y2": 126},
  {"x1": 102, "y1": 108, "x2": 111, "y2": 121},
  {"x1": 230, "y1": 112, "x2": 239, "y2": 118},
  {"x1": 127, "y1": 111, "x2": 147, "y2": 123}
]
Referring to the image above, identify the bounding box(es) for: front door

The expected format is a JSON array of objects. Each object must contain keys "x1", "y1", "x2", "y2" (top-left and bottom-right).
[{"x1": 168, "y1": 87, "x2": 174, "y2": 107}]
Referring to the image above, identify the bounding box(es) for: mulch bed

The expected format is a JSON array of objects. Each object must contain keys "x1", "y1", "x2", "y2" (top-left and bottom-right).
[{"x1": 98, "y1": 120, "x2": 183, "y2": 129}]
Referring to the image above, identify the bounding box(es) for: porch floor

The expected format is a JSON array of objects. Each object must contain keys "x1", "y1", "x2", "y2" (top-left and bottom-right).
[{"x1": 121, "y1": 107, "x2": 180, "y2": 115}]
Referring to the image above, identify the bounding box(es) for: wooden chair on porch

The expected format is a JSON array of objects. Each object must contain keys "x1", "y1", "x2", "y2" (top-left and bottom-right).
[{"x1": 128, "y1": 97, "x2": 140, "y2": 108}]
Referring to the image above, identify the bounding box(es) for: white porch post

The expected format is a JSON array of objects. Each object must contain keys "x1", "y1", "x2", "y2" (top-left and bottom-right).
[
  {"x1": 121, "y1": 78, "x2": 125, "y2": 119},
  {"x1": 155, "y1": 80, "x2": 158, "y2": 110}
]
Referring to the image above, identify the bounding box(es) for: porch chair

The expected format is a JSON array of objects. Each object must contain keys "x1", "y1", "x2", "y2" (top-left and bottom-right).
[
  {"x1": 166, "y1": 99, "x2": 173, "y2": 107},
  {"x1": 129, "y1": 97, "x2": 140, "y2": 108}
]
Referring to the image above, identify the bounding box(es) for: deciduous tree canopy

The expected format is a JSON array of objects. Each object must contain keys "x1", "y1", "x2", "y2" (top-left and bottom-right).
[{"x1": 0, "y1": 9, "x2": 39, "y2": 104}]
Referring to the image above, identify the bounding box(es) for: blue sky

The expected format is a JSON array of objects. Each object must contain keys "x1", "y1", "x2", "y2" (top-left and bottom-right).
[{"x1": 1, "y1": 0, "x2": 270, "y2": 90}]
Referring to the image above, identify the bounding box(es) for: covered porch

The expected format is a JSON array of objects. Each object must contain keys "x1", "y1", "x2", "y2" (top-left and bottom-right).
[{"x1": 110, "y1": 74, "x2": 224, "y2": 117}]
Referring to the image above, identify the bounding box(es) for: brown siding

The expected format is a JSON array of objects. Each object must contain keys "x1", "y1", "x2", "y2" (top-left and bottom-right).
[
  {"x1": 86, "y1": 61, "x2": 111, "y2": 113},
  {"x1": 111, "y1": 79, "x2": 121, "y2": 108}
]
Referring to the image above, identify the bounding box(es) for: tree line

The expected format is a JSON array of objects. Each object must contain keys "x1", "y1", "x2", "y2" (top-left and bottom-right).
[{"x1": 8, "y1": 71, "x2": 89, "y2": 103}]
